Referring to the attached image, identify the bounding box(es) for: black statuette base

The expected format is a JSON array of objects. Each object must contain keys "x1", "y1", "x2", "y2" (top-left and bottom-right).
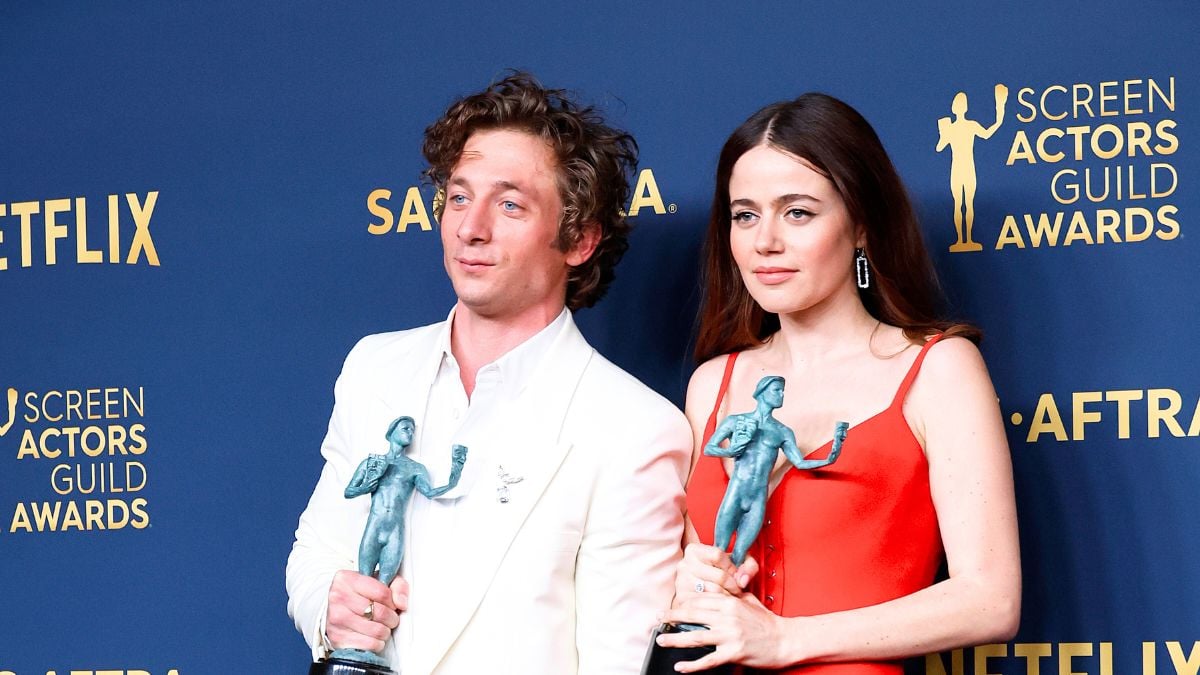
[
  {"x1": 640, "y1": 623, "x2": 737, "y2": 675},
  {"x1": 309, "y1": 657, "x2": 396, "y2": 675}
]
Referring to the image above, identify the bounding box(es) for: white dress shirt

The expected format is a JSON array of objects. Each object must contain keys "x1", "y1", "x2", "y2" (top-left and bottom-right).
[{"x1": 403, "y1": 308, "x2": 570, "y2": 650}]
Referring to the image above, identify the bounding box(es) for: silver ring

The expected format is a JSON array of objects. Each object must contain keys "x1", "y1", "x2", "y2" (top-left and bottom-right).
[
  {"x1": 694, "y1": 581, "x2": 706, "y2": 593},
  {"x1": 362, "y1": 602, "x2": 375, "y2": 620}
]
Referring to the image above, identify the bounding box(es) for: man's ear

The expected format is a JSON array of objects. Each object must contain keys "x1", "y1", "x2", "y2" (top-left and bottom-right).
[{"x1": 565, "y1": 222, "x2": 601, "y2": 267}]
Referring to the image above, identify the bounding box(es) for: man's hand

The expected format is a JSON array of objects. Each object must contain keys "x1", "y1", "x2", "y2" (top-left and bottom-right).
[
  {"x1": 451, "y1": 444, "x2": 468, "y2": 466},
  {"x1": 325, "y1": 570, "x2": 407, "y2": 653}
]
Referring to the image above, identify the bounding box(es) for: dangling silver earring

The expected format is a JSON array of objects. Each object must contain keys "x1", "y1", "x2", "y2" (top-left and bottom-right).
[{"x1": 855, "y1": 248, "x2": 870, "y2": 289}]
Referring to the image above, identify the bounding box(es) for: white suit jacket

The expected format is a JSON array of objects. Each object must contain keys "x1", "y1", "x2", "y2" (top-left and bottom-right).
[{"x1": 287, "y1": 312, "x2": 690, "y2": 675}]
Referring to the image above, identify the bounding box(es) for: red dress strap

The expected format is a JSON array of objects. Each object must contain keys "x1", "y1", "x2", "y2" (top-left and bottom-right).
[
  {"x1": 889, "y1": 333, "x2": 945, "y2": 408},
  {"x1": 704, "y1": 352, "x2": 740, "y2": 440}
]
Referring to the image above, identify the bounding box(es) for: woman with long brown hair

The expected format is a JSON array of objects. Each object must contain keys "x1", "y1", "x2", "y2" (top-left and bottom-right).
[{"x1": 656, "y1": 94, "x2": 1020, "y2": 673}]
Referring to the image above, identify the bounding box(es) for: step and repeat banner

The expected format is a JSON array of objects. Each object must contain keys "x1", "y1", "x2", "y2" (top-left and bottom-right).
[{"x1": 1, "y1": 2, "x2": 1196, "y2": 673}]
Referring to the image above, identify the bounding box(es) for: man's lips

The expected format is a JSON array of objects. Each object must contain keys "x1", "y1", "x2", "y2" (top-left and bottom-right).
[
  {"x1": 454, "y1": 256, "x2": 495, "y2": 271},
  {"x1": 753, "y1": 267, "x2": 797, "y2": 284}
]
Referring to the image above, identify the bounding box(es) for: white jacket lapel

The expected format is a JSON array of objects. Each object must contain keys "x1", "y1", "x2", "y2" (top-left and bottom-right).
[{"x1": 416, "y1": 317, "x2": 595, "y2": 674}]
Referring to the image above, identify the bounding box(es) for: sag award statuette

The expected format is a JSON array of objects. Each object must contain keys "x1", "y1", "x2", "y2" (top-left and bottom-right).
[
  {"x1": 641, "y1": 376, "x2": 847, "y2": 675},
  {"x1": 310, "y1": 416, "x2": 468, "y2": 675}
]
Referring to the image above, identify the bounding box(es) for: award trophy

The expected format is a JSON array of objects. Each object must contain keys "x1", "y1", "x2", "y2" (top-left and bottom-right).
[
  {"x1": 310, "y1": 415, "x2": 468, "y2": 675},
  {"x1": 641, "y1": 376, "x2": 847, "y2": 675},
  {"x1": 938, "y1": 82, "x2": 1009, "y2": 252}
]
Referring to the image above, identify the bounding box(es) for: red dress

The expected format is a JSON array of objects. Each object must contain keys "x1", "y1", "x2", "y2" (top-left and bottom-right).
[{"x1": 685, "y1": 336, "x2": 946, "y2": 674}]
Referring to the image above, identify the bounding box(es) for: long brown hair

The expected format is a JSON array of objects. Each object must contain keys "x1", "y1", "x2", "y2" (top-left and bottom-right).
[{"x1": 695, "y1": 93, "x2": 979, "y2": 363}]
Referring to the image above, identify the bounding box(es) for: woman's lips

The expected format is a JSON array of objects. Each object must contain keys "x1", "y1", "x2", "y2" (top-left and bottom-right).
[{"x1": 753, "y1": 267, "x2": 796, "y2": 284}]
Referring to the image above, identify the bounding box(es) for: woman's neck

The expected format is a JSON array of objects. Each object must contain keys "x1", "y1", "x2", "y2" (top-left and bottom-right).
[{"x1": 765, "y1": 294, "x2": 880, "y2": 369}]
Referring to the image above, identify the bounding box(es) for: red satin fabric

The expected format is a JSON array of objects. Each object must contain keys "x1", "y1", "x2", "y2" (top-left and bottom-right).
[{"x1": 685, "y1": 336, "x2": 946, "y2": 674}]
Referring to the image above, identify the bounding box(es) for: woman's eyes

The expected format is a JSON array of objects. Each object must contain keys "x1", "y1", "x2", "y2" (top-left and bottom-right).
[{"x1": 730, "y1": 208, "x2": 812, "y2": 223}]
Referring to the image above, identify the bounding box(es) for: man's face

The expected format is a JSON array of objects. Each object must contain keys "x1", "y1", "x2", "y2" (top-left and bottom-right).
[
  {"x1": 762, "y1": 380, "x2": 785, "y2": 408},
  {"x1": 440, "y1": 129, "x2": 590, "y2": 323},
  {"x1": 390, "y1": 420, "x2": 415, "y2": 446}
]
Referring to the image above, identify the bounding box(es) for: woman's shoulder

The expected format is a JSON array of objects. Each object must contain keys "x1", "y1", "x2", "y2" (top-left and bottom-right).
[
  {"x1": 921, "y1": 333, "x2": 987, "y2": 378},
  {"x1": 873, "y1": 325, "x2": 984, "y2": 371},
  {"x1": 689, "y1": 353, "x2": 734, "y2": 387},
  {"x1": 908, "y1": 333, "x2": 995, "y2": 420},
  {"x1": 685, "y1": 353, "x2": 737, "y2": 421}
]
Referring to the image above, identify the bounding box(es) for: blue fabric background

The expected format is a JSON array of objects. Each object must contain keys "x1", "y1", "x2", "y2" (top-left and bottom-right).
[{"x1": 1, "y1": 2, "x2": 1196, "y2": 672}]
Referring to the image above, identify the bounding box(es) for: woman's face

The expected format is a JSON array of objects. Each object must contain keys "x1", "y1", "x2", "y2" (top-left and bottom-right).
[{"x1": 727, "y1": 143, "x2": 863, "y2": 318}]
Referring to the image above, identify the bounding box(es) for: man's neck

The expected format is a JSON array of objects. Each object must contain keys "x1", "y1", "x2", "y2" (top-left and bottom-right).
[
  {"x1": 449, "y1": 300, "x2": 565, "y2": 397},
  {"x1": 754, "y1": 403, "x2": 775, "y2": 422}
]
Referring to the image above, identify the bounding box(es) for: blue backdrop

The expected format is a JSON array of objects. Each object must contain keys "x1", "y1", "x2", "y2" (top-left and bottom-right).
[{"x1": 1, "y1": 2, "x2": 1197, "y2": 673}]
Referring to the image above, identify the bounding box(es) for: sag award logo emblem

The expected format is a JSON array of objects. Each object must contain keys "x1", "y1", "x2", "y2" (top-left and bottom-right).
[
  {"x1": 0, "y1": 388, "x2": 17, "y2": 437},
  {"x1": 937, "y1": 84, "x2": 1009, "y2": 252}
]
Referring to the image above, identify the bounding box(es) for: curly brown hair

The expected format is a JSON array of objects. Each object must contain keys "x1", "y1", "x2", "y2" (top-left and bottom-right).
[{"x1": 422, "y1": 72, "x2": 639, "y2": 310}]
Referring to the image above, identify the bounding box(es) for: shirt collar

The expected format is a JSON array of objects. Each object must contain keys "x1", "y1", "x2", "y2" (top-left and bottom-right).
[{"x1": 435, "y1": 305, "x2": 571, "y2": 397}]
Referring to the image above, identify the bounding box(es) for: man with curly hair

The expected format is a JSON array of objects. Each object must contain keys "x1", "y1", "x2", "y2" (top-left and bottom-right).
[{"x1": 287, "y1": 72, "x2": 690, "y2": 675}]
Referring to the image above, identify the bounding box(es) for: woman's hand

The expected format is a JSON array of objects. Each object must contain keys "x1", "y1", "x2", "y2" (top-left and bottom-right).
[
  {"x1": 661, "y1": 544, "x2": 793, "y2": 671},
  {"x1": 672, "y1": 543, "x2": 754, "y2": 606},
  {"x1": 658, "y1": 588, "x2": 795, "y2": 672}
]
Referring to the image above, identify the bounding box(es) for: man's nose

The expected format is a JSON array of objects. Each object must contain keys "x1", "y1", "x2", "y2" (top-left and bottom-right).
[{"x1": 455, "y1": 204, "x2": 490, "y2": 244}]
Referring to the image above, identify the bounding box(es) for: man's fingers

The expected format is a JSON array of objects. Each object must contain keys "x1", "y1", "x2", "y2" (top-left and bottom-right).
[
  {"x1": 350, "y1": 578, "x2": 396, "y2": 607},
  {"x1": 334, "y1": 570, "x2": 396, "y2": 609},
  {"x1": 330, "y1": 631, "x2": 386, "y2": 653},
  {"x1": 326, "y1": 570, "x2": 404, "y2": 649},
  {"x1": 371, "y1": 602, "x2": 401, "y2": 630},
  {"x1": 389, "y1": 576, "x2": 411, "y2": 611},
  {"x1": 326, "y1": 603, "x2": 392, "y2": 650}
]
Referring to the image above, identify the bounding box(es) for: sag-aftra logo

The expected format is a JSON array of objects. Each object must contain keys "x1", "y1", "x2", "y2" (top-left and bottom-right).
[
  {"x1": 935, "y1": 76, "x2": 1180, "y2": 252},
  {"x1": 366, "y1": 168, "x2": 675, "y2": 235},
  {"x1": 0, "y1": 387, "x2": 16, "y2": 437},
  {"x1": 4, "y1": 385, "x2": 154, "y2": 534}
]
